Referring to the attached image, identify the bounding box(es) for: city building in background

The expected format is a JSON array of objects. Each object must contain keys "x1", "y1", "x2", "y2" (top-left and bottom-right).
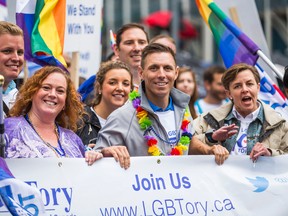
[
  {"x1": 102, "y1": 0, "x2": 288, "y2": 67},
  {"x1": 4, "y1": 0, "x2": 288, "y2": 91},
  {"x1": 102, "y1": 0, "x2": 288, "y2": 97}
]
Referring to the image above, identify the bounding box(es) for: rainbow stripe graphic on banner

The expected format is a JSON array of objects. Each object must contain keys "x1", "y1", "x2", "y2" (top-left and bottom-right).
[
  {"x1": 16, "y1": 0, "x2": 67, "y2": 70},
  {"x1": 195, "y1": 0, "x2": 259, "y2": 68},
  {"x1": 195, "y1": 0, "x2": 288, "y2": 119},
  {"x1": 0, "y1": 0, "x2": 6, "y2": 7}
]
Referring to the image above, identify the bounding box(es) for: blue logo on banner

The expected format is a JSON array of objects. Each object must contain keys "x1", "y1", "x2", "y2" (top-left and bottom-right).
[{"x1": 246, "y1": 176, "x2": 269, "y2": 192}]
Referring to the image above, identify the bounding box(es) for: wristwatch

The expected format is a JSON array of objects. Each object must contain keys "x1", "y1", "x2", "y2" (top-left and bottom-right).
[{"x1": 205, "y1": 129, "x2": 218, "y2": 143}]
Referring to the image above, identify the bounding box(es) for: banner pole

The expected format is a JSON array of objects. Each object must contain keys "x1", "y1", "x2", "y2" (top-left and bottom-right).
[
  {"x1": 23, "y1": 60, "x2": 29, "y2": 83},
  {"x1": 70, "y1": 51, "x2": 79, "y2": 89},
  {"x1": 257, "y1": 50, "x2": 283, "y2": 80}
]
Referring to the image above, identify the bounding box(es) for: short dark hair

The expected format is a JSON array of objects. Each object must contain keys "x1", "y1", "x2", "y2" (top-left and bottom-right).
[
  {"x1": 106, "y1": 52, "x2": 116, "y2": 61},
  {"x1": 141, "y1": 43, "x2": 176, "y2": 68},
  {"x1": 222, "y1": 63, "x2": 260, "y2": 90},
  {"x1": 203, "y1": 65, "x2": 226, "y2": 83},
  {"x1": 283, "y1": 65, "x2": 288, "y2": 88},
  {"x1": 116, "y1": 23, "x2": 149, "y2": 47}
]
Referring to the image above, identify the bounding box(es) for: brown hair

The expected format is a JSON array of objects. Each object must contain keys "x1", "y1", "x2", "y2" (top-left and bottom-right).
[
  {"x1": 141, "y1": 43, "x2": 176, "y2": 69},
  {"x1": 93, "y1": 60, "x2": 133, "y2": 106},
  {"x1": 116, "y1": 23, "x2": 149, "y2": 47},
  {"x1": 9, "y1": 66, "x2": 84, "y2": 131},
  {"x1": 222, "y1": 63, "x2": 260, "y2": 90},
  {"x1": 0, "y1": 21, "x2": 23, "y2": 36},
  {"x1": 203, "y1": 65, "x2": 226, "y2": 84},
  {"x1": 174, "y1": 67, "x2": 198, "y2": 119}
]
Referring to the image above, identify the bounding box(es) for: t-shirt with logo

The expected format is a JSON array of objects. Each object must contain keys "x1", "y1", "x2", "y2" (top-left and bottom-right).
[
  {"x1": 148, "y1": 97, "x2": 177, "y2": 144},
  {"x1": 231, "y1": 106, "x2": 260, "y2": 155},
  {"x1": 155, "y1": 110, "x2": 177, "y2": 143}
]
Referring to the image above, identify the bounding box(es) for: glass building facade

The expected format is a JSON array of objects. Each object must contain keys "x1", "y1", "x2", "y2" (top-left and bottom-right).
[{"x1": 102, "y1": 0, "x2": 288, "y2": 68}]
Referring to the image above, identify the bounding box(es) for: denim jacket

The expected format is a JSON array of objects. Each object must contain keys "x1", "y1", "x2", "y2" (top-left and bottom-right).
[{"x1": 194, "y1": 101, "x2": 288, "y2": 155}]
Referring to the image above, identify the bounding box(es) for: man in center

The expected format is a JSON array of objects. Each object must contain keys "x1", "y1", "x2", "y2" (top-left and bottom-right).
[{"x1": 95, "y1": 43, "x2": 228, "y2": 169}]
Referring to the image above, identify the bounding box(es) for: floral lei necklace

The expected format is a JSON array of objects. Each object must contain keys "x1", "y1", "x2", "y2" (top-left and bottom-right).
[{"x1": 129, "y1": 90, "x2": 192, "y2": 156}]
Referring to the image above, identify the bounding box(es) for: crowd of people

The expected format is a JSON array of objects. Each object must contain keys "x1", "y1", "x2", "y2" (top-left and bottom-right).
[{"x1": 1, "y1": 20, "x2": 288, "y2": 170}]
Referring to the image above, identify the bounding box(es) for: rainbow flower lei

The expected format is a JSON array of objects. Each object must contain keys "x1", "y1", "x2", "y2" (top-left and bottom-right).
[{"x1": 129, "y1": 90, "x2": 192, "y2": 156}]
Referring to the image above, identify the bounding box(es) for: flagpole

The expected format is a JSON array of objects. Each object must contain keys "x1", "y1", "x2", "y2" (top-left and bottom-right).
[
  {"x1": 23, "y1": 60, "x2": 29, "y2": 83},
  {"x1": 70, "y1": 51, "x2": 79, "y2": 89},
  {"x1": 257, "y1": 50, "x2": 283, "y2": 80}
]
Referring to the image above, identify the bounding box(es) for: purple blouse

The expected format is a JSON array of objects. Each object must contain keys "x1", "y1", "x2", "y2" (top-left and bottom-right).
[{"x1": 4, "y1": 116, "x2": 85, "y2": 158}]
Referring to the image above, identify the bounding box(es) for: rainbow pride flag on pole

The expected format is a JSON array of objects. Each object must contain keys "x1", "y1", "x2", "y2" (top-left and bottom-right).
[
  {"x1": 109, "y1": 29, "x2": 116, "y2": 50},
  {"x1": 16, "y1": 0, "x2": 67, "y2": 71},
  {"x1": 196, "y1": 0, "x2": 288, "y2": 119},
  {"x1": 196, "y1": 0, "x2": 260, "y2": 68}
]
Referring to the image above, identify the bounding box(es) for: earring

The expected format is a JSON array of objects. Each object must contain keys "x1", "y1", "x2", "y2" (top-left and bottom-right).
[
  {"x1": 62, "y1": 106, "x2": 65, "y2": 110},
  {"x1": 99, "y1": 92, "x2": 101, "y2": 95}
]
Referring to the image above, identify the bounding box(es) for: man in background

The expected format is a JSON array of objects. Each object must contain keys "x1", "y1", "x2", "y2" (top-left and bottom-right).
[
  {"x1": 195, "y1": 65, "x2": 228, "y2": 115},
  {"x1": 114, "y1": 23, "x2": 149, "y2": 87}
]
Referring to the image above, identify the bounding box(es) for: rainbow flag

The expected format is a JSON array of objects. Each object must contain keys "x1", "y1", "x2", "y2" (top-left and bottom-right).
[
  {"x1": 196, "y1": 0, "x2": 260, "y2": 68},
  {"x1": 16, "y1": 0, "x2": 67, "y2": 71},
  {"x1": 196, "y1": 0, "x2": 288, "y2": 119},
  {"x1": 109, "y1": 29, "x2": 116, "y2": 50}
]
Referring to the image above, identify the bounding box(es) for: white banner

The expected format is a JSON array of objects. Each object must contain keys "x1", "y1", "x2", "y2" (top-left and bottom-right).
[{"x1": 1, "y1": 155, "x2": 288, "y2": 215}]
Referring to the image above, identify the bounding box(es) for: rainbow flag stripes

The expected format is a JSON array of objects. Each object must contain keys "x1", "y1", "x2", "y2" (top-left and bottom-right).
[
  {"x1": 196, "y1": 0, "x2": 288, "y2": 118},
  {"x1": 196, "y1": 0, "x2": 259, "y2": 68},
  {"x1": 16, "y1": 0, "x2": 67, "y2": 70}
]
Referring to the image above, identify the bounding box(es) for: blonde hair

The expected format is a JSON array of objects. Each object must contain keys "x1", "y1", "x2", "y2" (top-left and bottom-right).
[{"x1": 0, "y1": 21, "x2": 23, "y2": 36}]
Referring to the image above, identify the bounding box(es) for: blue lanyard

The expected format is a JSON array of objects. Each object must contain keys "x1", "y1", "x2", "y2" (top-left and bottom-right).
[{"x1": 25, "y1": 114, "x2": 66, "y2": 157}]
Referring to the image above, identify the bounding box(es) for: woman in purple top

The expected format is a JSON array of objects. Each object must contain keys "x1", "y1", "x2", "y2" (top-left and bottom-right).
[{"x1": 4, "y1": 66, "x2": 102, "y2": 165}]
